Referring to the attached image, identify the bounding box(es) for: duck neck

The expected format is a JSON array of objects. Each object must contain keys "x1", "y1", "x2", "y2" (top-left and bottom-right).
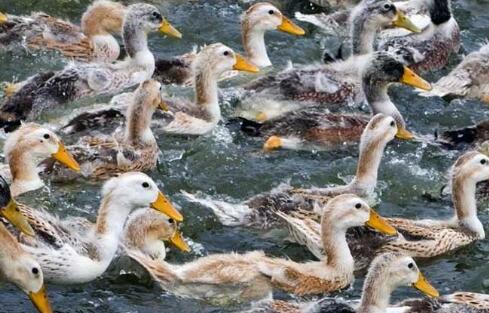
[
  {"x1": 123, "y1": 23, "x2": 155, "y2": 77},
  {"x1": 124, "y1": 99, "x2": 156, "y2": 146},
  {"x1": 358, "y1": 269, "x2": 395, "y2": 313},
  {"x1": 451, "y1": 174, "x2": 484, "y2": 238},
  {"x1": 8, "y1": 148, "x2": 44, "y2": 197},
  {"x1": 350, "y1": 12, "x2": 378, "y2": 55},
  {"x1": 429, "y1": 0, "x2": 452, "y2": 26},
  {"x1": 351, "y1": 136, "x2": 387, "y2": 194},
  {"x1": 321, "y1": 221, "x2": 354, "y2": 272},
  {"x1": 194, "y1": 69, "x2": 220, "y2": 123},
  {"x1": 94, "y1": 195, "x2": 134, "y2": 261},
  {"x1": 242, "y1": 26, "x2": 271, "y2": 68},
  {"x1": 364, "y1": 80, "x2": 406, "y2": 130}
]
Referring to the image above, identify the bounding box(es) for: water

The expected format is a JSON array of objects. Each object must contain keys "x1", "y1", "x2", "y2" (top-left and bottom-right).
[{"x1": 0, "y1": 0, "x2": 488, "y2": 312}]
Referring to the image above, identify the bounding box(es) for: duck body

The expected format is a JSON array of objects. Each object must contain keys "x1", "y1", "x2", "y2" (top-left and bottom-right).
[
  {"x1": 0, "y1": 3, "x2": 180, "y2": 129},
  {"x1": 0, "y1": 1, "x2": 125, "y2": 63}
]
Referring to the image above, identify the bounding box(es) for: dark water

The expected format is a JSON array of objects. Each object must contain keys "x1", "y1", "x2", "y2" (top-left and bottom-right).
[{"x1": 0, "y1": 0, "x2": 488, "y2": 312}]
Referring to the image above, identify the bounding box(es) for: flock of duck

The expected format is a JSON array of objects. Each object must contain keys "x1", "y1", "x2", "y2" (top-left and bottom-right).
[{"x1": 0, "y1": 0, "x2": 488, "y2": 312}]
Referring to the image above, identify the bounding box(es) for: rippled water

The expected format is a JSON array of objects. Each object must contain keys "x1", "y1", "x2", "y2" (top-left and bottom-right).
[{"x1": 0, "y1": 0, "x2": 489, "y2": 312}]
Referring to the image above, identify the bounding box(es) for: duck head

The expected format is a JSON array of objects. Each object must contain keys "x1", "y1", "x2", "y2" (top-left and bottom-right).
[
  {"x1": 0, "y1": 176, "x2": 34, "y2": 236},
  {"x1": 102, "y1": 172, "x2": 183, "y2": 222}
]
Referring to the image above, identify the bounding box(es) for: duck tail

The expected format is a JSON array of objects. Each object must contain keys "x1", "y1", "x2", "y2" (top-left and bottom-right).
[
  {"x1": 126, "y1": 249, "x2": 178, "y2": 287},
  {"x1": 181, "y1": 190, "x2": 252, "y2": 226}
]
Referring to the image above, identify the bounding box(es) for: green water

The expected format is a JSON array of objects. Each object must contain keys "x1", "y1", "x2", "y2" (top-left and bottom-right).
[{"x1": 0, "y1": 0, "x2": 488, "y2": 312}]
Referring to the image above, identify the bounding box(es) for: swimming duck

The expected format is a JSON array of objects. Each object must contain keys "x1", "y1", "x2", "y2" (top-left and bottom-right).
[
  {"x1": 128, "y1": 194, "x2": 395, "y2": 302},
  {"x1": 0, "y1": 123, "x2": 80, "y2": 197},
  {"x1": 184, "y1": 114, "x2": 396, "y2": 228},
  {"x1": 0, "y1": 3, "x2": 181, "y2": 130},
  {"x1": 278, "y1": 150, "x2": 489, "y2": 264},
  {"x1": 6, "y1": 172, "x2": 183, "y2": 284},
  {"x1": 46, "y1": 80, "x2": 167, "y2": 180},
  {"x1": 422, "y1": 42, "x2": 489, "y2": 103},
  {"x1": 123, "y1": 208, "x2": 190, "y2": 262},
  {"x1": 379, "y1": 0, "x2": 460, "y2": 73},
  {"x1": 153, "y1": 2, "x2": 304, "y2": 85},
  {"x1": 156, "y1": 43, "x2": 258, "y2": 135},
  {"x1": 244, "y1": 52, "x2": 431, "y2": 150},
  {"x1": 0, "y1": 1, "x2": 126, "y2": 63},
  {"x1": 239, "y1": 0, "x2": 420, "y2": 121},
  {"x1": 246, "y1": 252, "x2": 439, "y2": 313}
]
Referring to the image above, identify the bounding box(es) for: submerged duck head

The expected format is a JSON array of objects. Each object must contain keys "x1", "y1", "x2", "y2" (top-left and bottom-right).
[
  {"x1": 360, "y1": 252, "x2": 439, "y2": 311},
  {"x1": 81, "y1": 0, "x2": 127, "y2": 36},
  {"x1": 193, "y1": 43, "x2": 259, "y2": 79},
  {"x1": 243, "y1": 3, "x2": 305, "y2": 35},
  {"x1": 0, "y1": 176, "x2": 34, "y2": 236},
  {"x1": 324, "y1": 194, "x2": 396, "y2": 235},
  {"x1": 102, "y1": 172, "x2": 184, "y2": 222}
]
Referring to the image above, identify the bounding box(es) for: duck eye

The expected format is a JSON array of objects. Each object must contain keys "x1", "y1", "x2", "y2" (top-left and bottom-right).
[
  {"x1": 168, "y1": 218, "x2": 174, "y2": 223},
  {"x1": 390, "y1": 121, "x2": 395, "y2": 127},
  {"x1": 142, "y1": 182, "x2": 150, "y2": 188},
  {"x1": 408, "y1": 263, "x2": 414, "y2": 269},
  {"x1": 355, "y1": 203, "x2": 362, "y2": 209},
  {"x1": 481, "y1": 159, "x2": 487, "y2": 165},
  {"x1": 268, "y1": 10, "x2": 274, "y2": 15},
  {"x1": 152, "y1": 12, "x2": 162, "y2": 20},
  {"x1": 223, "y1": 51, "x2": 230, "y2": 56},
  {"x1": 32, "y1": 267, "x2": 39, "y2": 275},
  {"x1": 43, "y1": 134, "x2": 50, "y2": 139},
  {"x1": 383, "y1": 3, "x2": 392, "y2": 10}
]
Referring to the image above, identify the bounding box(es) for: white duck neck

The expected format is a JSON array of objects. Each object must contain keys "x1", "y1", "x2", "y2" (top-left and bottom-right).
[
  {"x1": 350, "y1": 137, "x2": 388, "y2": 194},
  {"x1": 123, "y1": 23, "x2": 155, "y2": 78},
  {"x1": 358, "y1": 267, "x2": 396, "y2": 313},
  {"x1": 8, "y1": 149, "x2": 44, "y2": 197},
  {"x1": 350, "y1": 12, "x2": 378, "y2": 55},
  {"x1": 194, "y1": 69, "x2": 221, "y2": 123},
  {"x1": 321, "y1": 223, "x2": 354, "y2": 271},
  {"x1": 243, "y1": 28, "x2": 272, "y2": 68},
  {"x1": 451, "y1": 174, "x2": 484, "y2": 237},
  {"x1": 364, "y1": 82, "x2": 407, "y2": 131},
  {"x1": 124, "y1": 97, "x2": 156, "y2": 146}
]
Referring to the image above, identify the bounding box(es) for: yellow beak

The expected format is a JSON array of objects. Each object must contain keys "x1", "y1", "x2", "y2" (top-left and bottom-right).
[
  {"x1": 277, "y1": 16, "x2": 305, "y2": 36},
  {"x1": 233, "y1": 54, "x2": 260, "y2": 73},
  {"x1": 413, "y1": 272, "x2": 440, "y2": 298},
  {"x1": 52, "y1": 143, "x2": 80, "y2": 172},
  {"x1": 396, "y1": 127, "x2": 415, "y2": 140},
  {"x1": 400, "y1": 66, "x2": 432, "y2": 91},
  {"x1": 28, "y1": 285, "x2": 53, "y2": 313},
  {"x1": 169, "y1": 230, "x2": 191, "y2": 252},
  {"x1": 392, "y1": 10, "x2": 421, "y2": 33},
  {"x1": 0, "y1": 12, "x2": 7, "y2": 24},
  {"x1": 159, "y1": 20, "x2": 182, "y2": 39},
  {"x1": 151, "y1": 191, "x2": 183, "y2": 222},
  {"x1": 263, "y1": 136, "x2": 282, "y2": 151},
  {"x1": 365, "y1": 209, "x2": 397, "y2": 236},
  {"x1": 1, "y1": 200, "x2": 34, "y2": 237},
  {"x1": 158, "y1": 97, "x2": 169, "y2": 112}
]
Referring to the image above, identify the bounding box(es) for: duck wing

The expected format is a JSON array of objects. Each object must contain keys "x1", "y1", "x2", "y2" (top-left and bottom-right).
[{"x1": 154, "y1": 52, "x2": 196, "y2": 85}]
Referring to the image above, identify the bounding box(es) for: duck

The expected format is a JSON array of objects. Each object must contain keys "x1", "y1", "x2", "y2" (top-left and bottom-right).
[
  {"x1": 127, "y1": 194, "x2": 396, "y2": 303},
  {"x1": 45, "y1": 79, "x2": 167, "y2": 180},
  {"x1": 0, "y1": 3, "x2": 181, "y2": 130},
  {"x1": 0, "y1": 123, "x2": 80, "y2": 197},
  {"x1": 4, "y1": 172, "x2": 183, "y2": 284},
  {"x1": 0, "y1": 1, "x2": 126, "y2": 63},
  {"x1": 379, "y1": 0, "x2": 460, "y2": 73},
  {"x1": 238, "y1": 0, "x2": 420, "y2": 122},
  {"x1": 153, "y1": 2, "x2": 304, "y2": 85},
  {"x1": 123, "y1": 208, "x2": 190, "y2": 262},
  {"x1": 277, "y1": 150, "x2": 489, "y2": 265},
  {"x1": 421, "y1": 42, "x2": 489, "y2": 103},
  {"x1": 244, "y1": 252, "x2": 439, "y2": 313},
  {"x1": 243, "y1": 51, "x2": 431, "y2": 150},
  {"x1": 184, "y1": 114, "x2": 396, "y2": 229}
]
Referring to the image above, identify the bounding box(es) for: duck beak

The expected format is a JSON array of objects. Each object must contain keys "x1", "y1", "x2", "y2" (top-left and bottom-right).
[
  {"x1": 263, "y1": 136, "x2": 282, "y2": 151},
  {"x1": 256, "y1": 112, "x2": 268, "y2": 122},
  {"x1": 158, "y1": 97, "x2": 169, "y2": 112},
  {"x1": 1, "y1": 200, "x2": 34, "y2": 236},
  {"x1": 413, "y1": 272, "x2": 440, "y2": 298},
  {"x1": 169, "y1": 230, "x2": 191, "y2": 252},
  {"x1": 52, "y1": 143, "x2": 80, "y2": 172},
  {"x1": 0, "y1": 12, "x2": 7, "y2": 24},
  {"x1": 151, "y1": 191, "x2": 183, "y2": 222},
  {"x1": 233, "y1": 54, "x2": 260, "y2": 73},
  {"x1": 29, "y1": 284, "x2": 53, "y2": 313},
  {"x1": 366, "y1": 209, "x2": 397, "y2": 236},
  {"x1": 277, "y1": 16, "x2": 305, "y2": 36},
  {"x1": 159, "y1": 19, "x2": 182, "y2": 39},
  {"x1": 396, "y1": 128, "x2": 415, "y2": 140},
  {"x1": 392, "y1": 10, "x2": 421, "y2": 33},
  {"x1": 400, "y1": 66, "x2": 432, "y2": 91}
]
